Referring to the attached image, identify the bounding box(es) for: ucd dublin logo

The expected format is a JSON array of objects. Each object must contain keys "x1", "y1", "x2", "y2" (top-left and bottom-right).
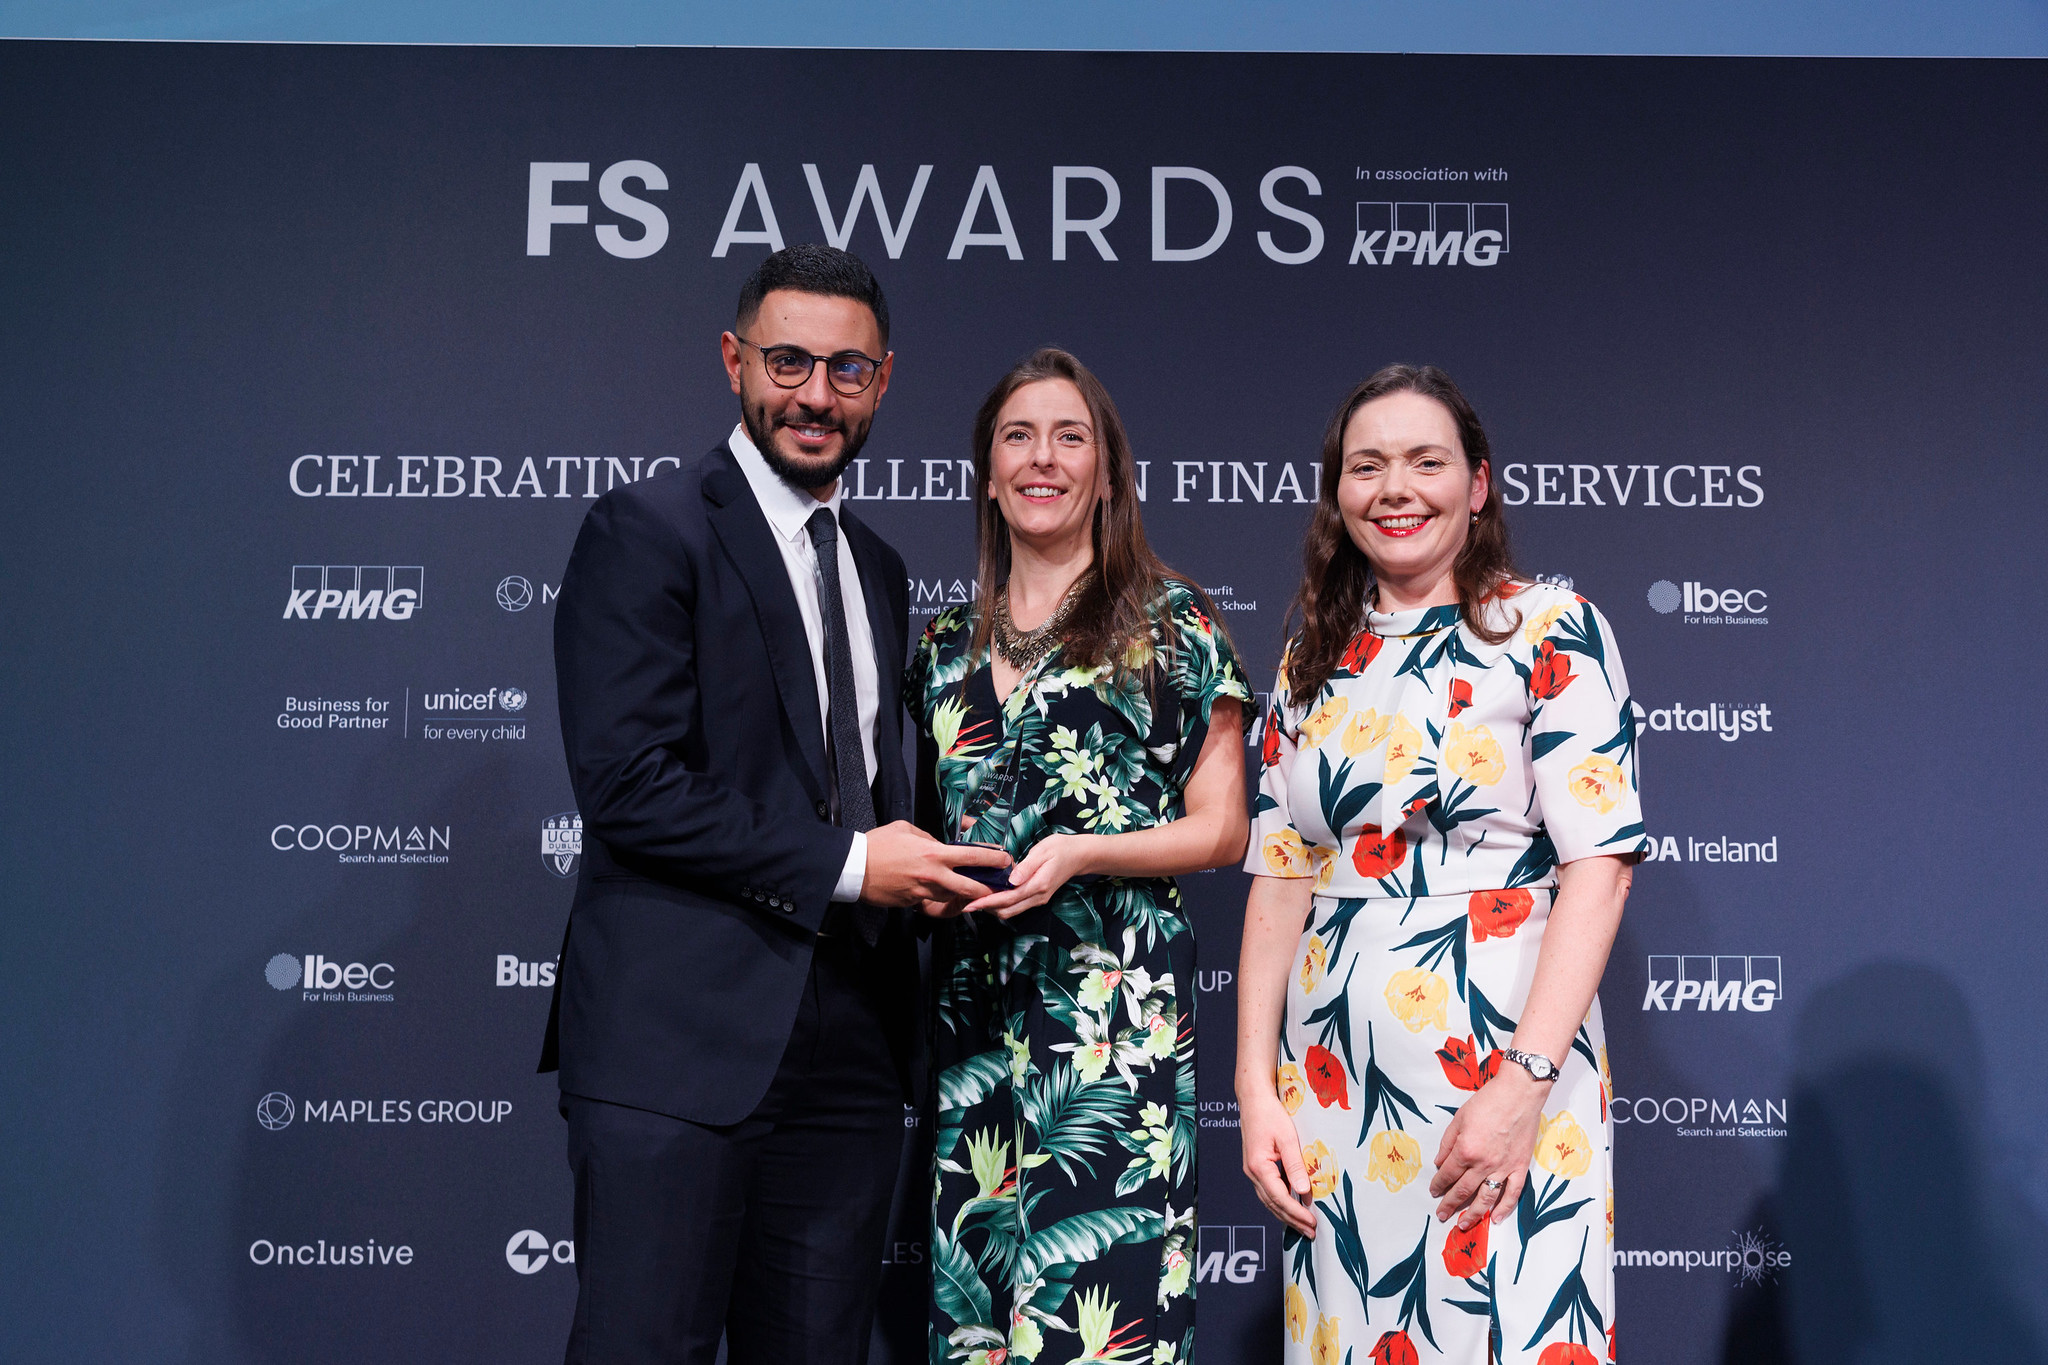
[
  {"x1": 543, "y1": 813, "x2": 582, "y2": 877},
  {"x1": 256, "y1": 1092, "x2": 295, "y2": 1131}
]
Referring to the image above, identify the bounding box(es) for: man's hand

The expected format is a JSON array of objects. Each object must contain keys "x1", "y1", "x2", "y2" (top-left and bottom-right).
[{"x1": 860, "y1": 821, "x2": 1010, "y2": 907}]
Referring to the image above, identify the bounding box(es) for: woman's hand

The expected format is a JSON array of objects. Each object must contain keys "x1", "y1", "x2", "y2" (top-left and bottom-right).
[
  {"x1": 961, "y1": 833, "x2": 1101, "y2": 919},
  {"x1": 1238, "y1": 1090, "x2": 1317, "y2": 1236},
  {"x1": 1428, "y1": 1068, "x2": 1550, "y2": 1230}
]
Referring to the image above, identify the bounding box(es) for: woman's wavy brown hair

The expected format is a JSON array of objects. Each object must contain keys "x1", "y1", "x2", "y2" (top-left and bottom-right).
[
  {"x1": 1282, "y1": 364, "x2": 1519, "y2": 702},
  {"x1": 967, "y1": 347, "x2": 1217, "y2": 672}
]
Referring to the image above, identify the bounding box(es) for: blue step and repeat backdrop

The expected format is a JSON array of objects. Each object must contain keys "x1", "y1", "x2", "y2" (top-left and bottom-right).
[{"x1": 5, "y1": 39, "x2": 2047, "y2": 1364}]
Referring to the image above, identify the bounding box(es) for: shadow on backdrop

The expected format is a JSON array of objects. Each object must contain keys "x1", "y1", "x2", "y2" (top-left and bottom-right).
[{"x1": 1722, "y1": 961, "x2": 2048, "y2": 1364}]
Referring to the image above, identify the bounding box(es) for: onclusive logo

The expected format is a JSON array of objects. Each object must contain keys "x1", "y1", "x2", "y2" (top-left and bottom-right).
[
  {"x1": 506, "y1": 1230, "x2": 576, "y2": 1274},
  {"x1": 542, "y1": 813, "x2": 582, "y2": 877},
  {"x1": 1195, "y1": 1225, "x2": 1266, "y2": 1284},
  {"x1": 1648, "y1": 579, "x2": 1769, "y2": 626},
  {"x1": 249, "y1": 1238, "x2": 413, "y2": 1267},
  {"x1": 265, "y1": 953, "x2": 396, "y2": 1002},
  {"x1": 1612, "y1": 1096, "x2": 1787, "y2": 1137},
  {"x1": 270, "y1": 823, "x2": 451, "y2": 864},
  {"x1": 284, "y1": 566, "x2": 422, "y2": 620},
  {"x1": 1641, "y1": 956, "x2": 1780, "y2": 1012},
  {"x1": 1612, "y1": 1228, "x2": 1790, "y2": 1284}
]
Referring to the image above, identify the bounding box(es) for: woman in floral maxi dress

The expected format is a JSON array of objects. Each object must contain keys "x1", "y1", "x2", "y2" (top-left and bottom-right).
[
  {"x1": 910, "y1": 350, "x2": 1250, "y2": 1365},
  {"x1": 1237, "y1": 367, "x2": 1646, "y2": 1365}
]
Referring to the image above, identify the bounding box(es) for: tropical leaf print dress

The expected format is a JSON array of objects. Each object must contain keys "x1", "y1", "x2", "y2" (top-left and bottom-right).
[
  {"x1": 908, "y1": 582, "x2": 1250, "y2": 1365},
  {"x1": 1247, "y1": 583, "x2": 1647, "y2": 1365}
]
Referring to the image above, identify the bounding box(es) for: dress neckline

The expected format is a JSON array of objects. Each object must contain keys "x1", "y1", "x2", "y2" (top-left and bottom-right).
[{"x1": 1365, "y1": 601, "x2": 1463, "y2": 640}]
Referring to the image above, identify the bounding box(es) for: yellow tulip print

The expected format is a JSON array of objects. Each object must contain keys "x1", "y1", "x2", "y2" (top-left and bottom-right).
[
  {"x1": 1534, "y1": 1110, "x2": 1593, "y2": 1178},
  {"x1": 1300, "y1": 934, "x2": 1328, "y2": 993},
  {"x1": 1443, "y1": 721, "x2": 1506, "y2": 786},
  {"x1": 1277, "y1": 1062, "x2": 1307, "y2": 1115},
  {"x1": 1384, "y1": 967, "x2": 1449, "y2": 1032},
  {"x1": 1263, "y1": 828, "x2": 1312, "y2": 877},
  {"x1": 1301, "y1": 1139, "x2": 1339, "y2": 1198},
  {"x1": 1300, "y1": 695, "x2": 1350, "y2": 746},
  {"x1": 1285, "y1": 1283, "x2": 1309, "y2": 1342},
  {"x1": 1339, "y1": 706, "x2": 1391, "y2": 756},
  {"x1": 1366, "y1": 1128, "x2": 1423, "y2": 1192},
  {"x1": 1381, "y1": 714, "x2": 1425, "y2": 783},
  {"x1": 1522, "y1": 603, "x2": 1568, "y2": 643},
  {"x1": 1568, "y1": 755, "x2": 1628, "y2": 813},
  {"x1": 1310, "y1": 1313, "x2": 1341, "y2": 1365}
]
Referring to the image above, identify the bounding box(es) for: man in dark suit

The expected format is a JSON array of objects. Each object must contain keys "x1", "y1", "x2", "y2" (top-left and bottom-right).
[{"x1": 543, "y1": 244, "x2": 1006, "y2": 1365}]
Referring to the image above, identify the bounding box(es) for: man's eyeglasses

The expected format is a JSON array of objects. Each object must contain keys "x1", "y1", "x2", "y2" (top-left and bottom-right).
[{"x1": 734, "y1": 336, "x2": 886, "y2": 396}]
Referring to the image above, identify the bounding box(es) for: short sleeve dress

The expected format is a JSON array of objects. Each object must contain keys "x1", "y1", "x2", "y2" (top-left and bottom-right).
[
  {"x1": 1246, "y1": 582, "x2": 1647, "y2": 1365},
  {"x1": 907, "y1": 580, "x2": 1250, "y2": 1365}
]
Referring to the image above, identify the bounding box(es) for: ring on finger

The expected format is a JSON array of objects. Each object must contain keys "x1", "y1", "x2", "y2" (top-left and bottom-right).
[{"x1": 1480, "y1": 1176, "x2": 1504, "y2": 1192}]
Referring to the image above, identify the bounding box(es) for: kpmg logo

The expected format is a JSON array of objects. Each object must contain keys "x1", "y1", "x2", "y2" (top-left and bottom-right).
[
  {"x1": 1642, "y1": 956, "x2": 1780, "y2": 1013},
  {"x1": 265, "y1": 952, "x2": 396, "y2": 1002},
  {"x1": 256, "y1": 1092, "x2": 295, "y2": 1130},
  {"x1": 1195, "y1": 1226, "x2": 1266, "y2": 1284},
  {"x1": 506, "y1": 1230, "x2": 576, "y2": 1274},
  {"x1": 284, "y1": 565, "x2": 422, "y2": 620},
  {"x1": 542, "y1": 813, "x2": 582, "y2": 877},
  {"x1": 271, "y1": 822, "x2": 451, "y2": 864},
  {"x1": 1613, "y1": 1228, "x2": 1790, "y2": 1284},
  {"x1": 1634, "y1": 701, "x2": 1773, "y2": 741},
  {"x1": 1649, "y1": 579, "x2": 1769, "y2": 626},
  {"x1": 1613, "y1": 1096, "x2": 1788, "y2": 1138},
  {"x1": 1349, "y1": 201, "x2": 1507, "y2": 266}
]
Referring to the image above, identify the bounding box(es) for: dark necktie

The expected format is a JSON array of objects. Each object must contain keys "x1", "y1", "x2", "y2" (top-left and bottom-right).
[{"x1": 804, "y1": 507, "x2": 884, "y2": 944}]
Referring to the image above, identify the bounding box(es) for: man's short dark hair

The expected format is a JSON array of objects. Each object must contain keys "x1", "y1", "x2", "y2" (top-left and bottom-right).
[{"x1": 735, "y1": 244, "x2": 890, "y2": 348}]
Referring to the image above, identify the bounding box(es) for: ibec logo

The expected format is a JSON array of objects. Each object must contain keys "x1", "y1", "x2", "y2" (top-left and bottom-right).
[
  {"x1": 284, "y1": 565, "x2": 422, "y2": 620},
  {"x1": 1195, "y1": 1226, "x2": 1266, "y2": 1284},
  {"x1": 506, "y1": 1230, "x2": 575, "y2": 1274},
  {"x1": 266, "y1": 952, "x2": 395, "y2": 1000},
  {"x1": 1642, "y1": 956, "x2": 1780, "y2": 1013},
  {"x1": 497, "y1": 955, "x2": 558, "y2": 988},
  {"x1": 1648, "y1": 580, "x2": 1769, "y2": 625}
]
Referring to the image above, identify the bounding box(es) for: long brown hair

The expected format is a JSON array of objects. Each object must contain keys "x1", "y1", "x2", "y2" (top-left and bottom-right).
[
  {"x1": 968, "y1": 347, "x2": 1212, "y2": 672},
  {"x1": 1282, "y1": 364, "x2": 1519, "y2": 702}
]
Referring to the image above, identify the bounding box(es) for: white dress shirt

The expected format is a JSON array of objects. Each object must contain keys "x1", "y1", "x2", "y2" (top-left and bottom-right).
[{"x1": 727, "y1": 423, "x2": 878, "y2": 903}]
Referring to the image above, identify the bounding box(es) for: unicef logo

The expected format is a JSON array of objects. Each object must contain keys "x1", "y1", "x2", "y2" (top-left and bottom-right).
[
  {"x1": 1647, "y1": 580, "x2": 1682, "y2": 614},
  {"x1": 500, "y1": 687, "x2": 528, "y2": 712},
  {"x1": 265, "y1": 953, "x2": 302, "y2": 990},
  {"x1": 496, "y1": 576, "x2": 534, "y2": 612},
  {"x1": 256, "y1": 1092, "x2": 295, "y2": 1131}
]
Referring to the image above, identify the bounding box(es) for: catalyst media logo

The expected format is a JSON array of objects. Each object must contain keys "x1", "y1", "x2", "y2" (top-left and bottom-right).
[
  {"x1": 1633, "y1": 701, "x2": 1773, "y2": 741},
  {"x1": 543, "y1": 813, "x2": 582, "y2": 877},
  {"x1": 1648, "y1": 579, "x2": 1769, "y2": 626},
  {"x1": 1643, "y1": 956, "x2": 1780, "y2": 1013},
  {"x1": 507, "y1": 1230, "x2": 576, "y2": 1274},
  {"x1": 284, "y1": 565, "x2": 423, "y2": 621}
]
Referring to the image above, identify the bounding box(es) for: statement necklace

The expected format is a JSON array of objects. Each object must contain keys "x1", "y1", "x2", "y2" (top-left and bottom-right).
[{"x1": 992, "y1": 571, "x2": 1095, "y2": 672}]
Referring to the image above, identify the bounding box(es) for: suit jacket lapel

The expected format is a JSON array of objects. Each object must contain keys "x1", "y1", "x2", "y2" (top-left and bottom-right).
[{"x1": 701, "y1": 444, "x2": 829, "y2": 798}]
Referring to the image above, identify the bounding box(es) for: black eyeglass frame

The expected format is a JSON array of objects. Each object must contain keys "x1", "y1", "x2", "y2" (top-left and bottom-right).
[{"x1": 733, "y1": 335, "x2": 889, "y2": 396}]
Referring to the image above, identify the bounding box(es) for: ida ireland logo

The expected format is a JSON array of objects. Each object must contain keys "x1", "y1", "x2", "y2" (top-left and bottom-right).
[{"x1": 543, "y1": 813, "x2": 582, "y2": 877}]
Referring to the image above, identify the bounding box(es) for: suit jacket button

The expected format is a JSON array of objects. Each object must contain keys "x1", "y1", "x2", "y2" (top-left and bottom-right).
[{"x1": 816, "y1": 801, "x2": 830, "y2": 820}]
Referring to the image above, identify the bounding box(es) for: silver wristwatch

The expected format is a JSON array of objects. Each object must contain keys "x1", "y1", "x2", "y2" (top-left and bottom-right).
[{"x1": 1502, "y1": 1047, "x2": 1559, "y2": 1082}]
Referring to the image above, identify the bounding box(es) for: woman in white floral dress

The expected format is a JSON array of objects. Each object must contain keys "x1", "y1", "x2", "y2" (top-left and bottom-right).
[{"x1": 1235, "y1": 366, "x2": 1646, "y2": 1365}]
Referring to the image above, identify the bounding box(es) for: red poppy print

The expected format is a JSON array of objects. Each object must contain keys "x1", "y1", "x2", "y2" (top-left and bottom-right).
[
  {"x1": 1536, "y1": 1344, "x2": 1600, "y2": 1365},
  {"x1": 1529, "y1": 640, "x2": 1576, "y2": 700},
  {"x1": 1303, "y1": 1044, "x2": 1351, "y2": 1109},
  {"x1": 1340, "y1": 631, "x2": 1385, "y2": 676},
  {"x1": 1469, "y1": 889, "x2": 1534, "y2": 941},
  {"x1": 1369, "y1": 1330, "x2": 1419, "y2": 1365},
  {"x1": 1351, "y1": 825, "x2": 1409, "y2": 879},
  {"x1": 1447, "y1": 677, "x2": 1473, "y2": 718},
  {"x1": 1442, "y1": 1217, "x2": 1489, "y2": 1278},
  {"x1": 1435, "y1": 1034, "x2": 1503, "y2": 1092}
]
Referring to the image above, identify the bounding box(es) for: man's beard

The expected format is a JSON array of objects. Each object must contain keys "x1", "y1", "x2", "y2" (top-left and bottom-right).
[{"x1": 742, "y1": 400, "x2": 872, "y2": 494}]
